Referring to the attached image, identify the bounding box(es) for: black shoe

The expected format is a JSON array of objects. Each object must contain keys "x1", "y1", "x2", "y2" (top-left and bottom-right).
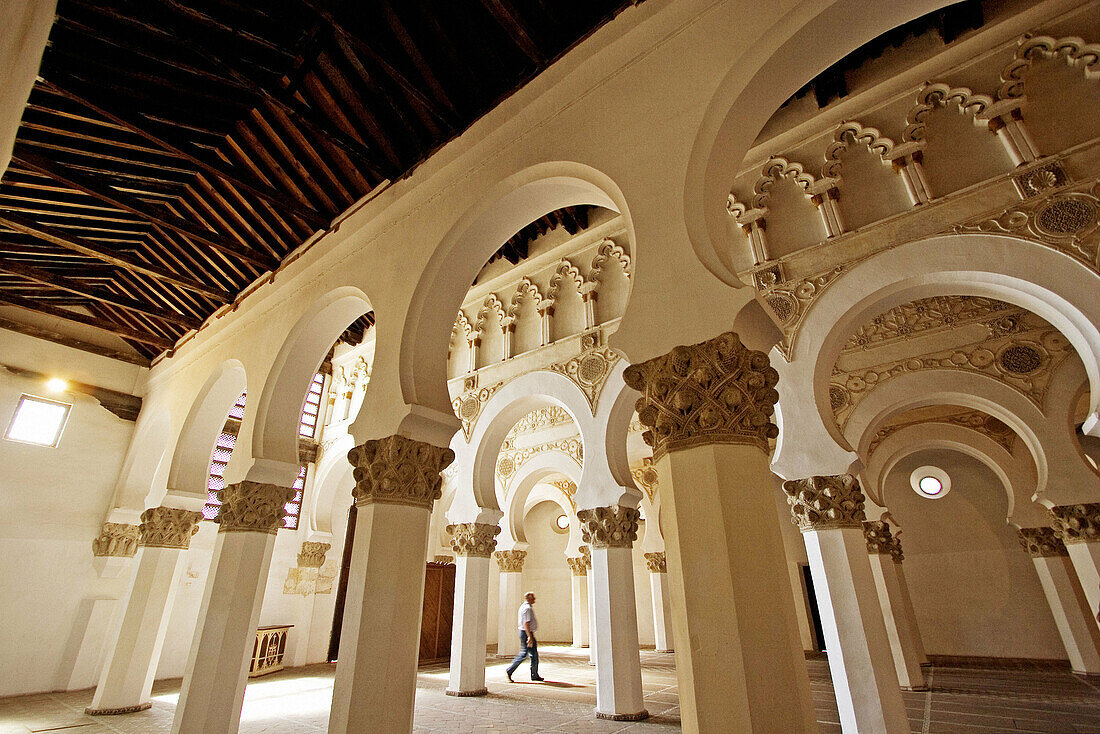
[
  {"x1": 506, "y1": 671, "x2": 513, "y2": 682},
  {"x1": 531, "y1": 676, "x2": 545, "y2": 681}
]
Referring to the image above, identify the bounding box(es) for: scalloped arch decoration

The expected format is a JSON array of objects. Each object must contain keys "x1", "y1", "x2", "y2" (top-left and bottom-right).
[
  {"x1": 548, "y1": 258, "x2": 585, "y2": 300},
  {"x1": 750, "y1": 156, "x2": 817, "y2": 209},
  {"x1": 822, "y1": 122, "x2": 897, "y2": 178},
  {"x1": 999, "y1": 34, "x2": 1100, "y2": 100},
  {"x1": 590, "y1": 238, "x2": 632, "y2": 282},
  {"x1": 903, "y1": 83, "x2": 994, "y2": 142},
  {"x1": 474, "y1": 293, "x2": 506, "y2": 334},
  {"x1": 452, "y1": 310, "x2": 472, "y2": 344},
  {"x1": 506, "y1": 277, "x2": 546, "y2": 319}
]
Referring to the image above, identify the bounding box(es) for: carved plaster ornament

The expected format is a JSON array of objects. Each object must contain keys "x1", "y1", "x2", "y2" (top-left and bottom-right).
[
  {"x1": 862, "y1": 521, "x2": 904, "y2": 562},
  {"x1": 297, "y1": 541, "x2": 331, "y2": 568},
  {"x1": 506, "y1": 406, "x2": 572, "y2": 436},
  {"x1": 548, "y1": 479, "x2": 578, "y2": 510},
  {"x1": 447, "y1": 523, "x2": 500, "y2": 558},
  {"x1": 902, "y1": 82, "x2": 992, "y2": 143},
  {"x1": 138, "y1": 507, "x2": 202, "y2": 549},
  {"x1": 1017, "y1": 527, "x2": 1069, "y2": 558},
  {"x1": 755, "y1": 266, "x2": 847, "y2": 360},
  {"x1": 92, "y1": 522, "x2": 139, "y2": 558},
  {"x1": 623, "y1": 331, "x2": 780, "y2": 460},
  {"x1": 999, "y1": 34, "x2": 1100, "y2": 101},
  {"x1": 549, "y1": 347, "x2": 621, "y2": 415},
  {"x1": 630, "y1": 458, "x2": 659, "y2": 503},
  {"x1": 433, "y1": 555, "x2": 455, "y2": 564},
  {"x1": 644, "y1": 551, "x2": 667, "y2": 573},
  {"x1": 1050, "y1": 503, "x2": 1100, "y2": 544},
  {"x1": 580, "y1": 544, "x2": 591, "y2": 569},
  {"x1": 496, "y1": 436, "x2": 583, "y2": 483},
  {"x1": 865, "y1": 408, "x2": 1017, "y2": 458},
  {"x1": 567, "y1": 556, "x2": 588, "y2": 576},
  {"x1": 216, "y1": 481, "x2": 295, "y2": 534},
  {"x1": 578, "y1": 506, "x2": 640, "y2": 549},
  {"x1": 346, "y1": 435, "x2": 454, "y2": 511},
  {"x1": 784, "y1": 474, "x2": 867, "y2": 532},
  {"x1": 590, "y1": 238, "x2": 632, "y2": 281},
  {"x1": 843, "y1": 296, "x2": 1019, "y2": 352},
  {"x1": 494, "y1": 549, "x2": 527, "y2": 572},
  {"x1": 452, "y1": 380, "x2": 504, "y2": 441}
]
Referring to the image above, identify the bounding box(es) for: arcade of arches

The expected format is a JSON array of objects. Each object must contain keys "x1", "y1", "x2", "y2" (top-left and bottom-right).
[{"x1": 4, "y1": 1, "x2": 1100, "y2": 733}]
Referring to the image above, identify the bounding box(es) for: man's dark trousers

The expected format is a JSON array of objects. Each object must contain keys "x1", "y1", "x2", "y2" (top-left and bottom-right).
[{"x1": 506, "y1": 631, "x2": 539, "y2": 679}]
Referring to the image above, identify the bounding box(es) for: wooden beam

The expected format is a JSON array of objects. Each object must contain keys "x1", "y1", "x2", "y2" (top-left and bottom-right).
[
  {"x1": 11, "y1": 149, "x2": 278, "y2": 270},
  {"x1": 0, "y1": 291, "x2": 176, "y2": 350},
  {"x1": 1, "y1": 363, "x2": 143, "y2": 420},
  {"x1": 477, "y1": 0, "x2": 545, "y2": 64},
  {"x1": 0, "y1": 211, "x2": 232, "y2": 301},
  {"x1": 0, "y1": 259, "x2": 202, "y2": 330},
  {"x1": 0, "y1": 314, "x2": 150, "y2": 366}
]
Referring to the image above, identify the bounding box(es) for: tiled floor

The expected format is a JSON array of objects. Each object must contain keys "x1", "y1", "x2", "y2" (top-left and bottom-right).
[{"x1": 3, "y1": 647, "x2": 1100, "y2": 733}]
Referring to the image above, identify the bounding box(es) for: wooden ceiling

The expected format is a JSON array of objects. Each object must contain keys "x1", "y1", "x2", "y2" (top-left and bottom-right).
[{"x1": 0, "y1": 0, "x2": 641, "y2": 365}]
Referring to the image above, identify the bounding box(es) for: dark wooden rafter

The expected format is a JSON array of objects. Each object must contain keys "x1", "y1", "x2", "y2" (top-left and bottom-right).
[
  {"x1": 0, "y1": 291, "x2": 175, "y2": 350},
  {"x1": 477, "y1": 0, "x2": 546, "y2": 64}
]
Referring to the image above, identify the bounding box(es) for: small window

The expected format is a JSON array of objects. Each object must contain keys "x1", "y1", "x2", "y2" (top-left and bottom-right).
[
  {"x1": 5, "y1": 394, "x2": 71, "y2": 448},
  {"x1": 299, "y1": 373, "x2": 326, "y2": 438},
  {"x1": 555, "y1": 513, "x2": 570, "y2": 531}
]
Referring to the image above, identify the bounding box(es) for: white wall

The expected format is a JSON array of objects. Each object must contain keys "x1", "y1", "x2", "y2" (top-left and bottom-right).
[{"x1": 520, "y1": 501, "x2": 572, "y2": 642}]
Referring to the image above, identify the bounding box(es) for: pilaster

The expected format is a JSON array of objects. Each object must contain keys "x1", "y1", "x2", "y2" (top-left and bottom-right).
[
  {"x1": 447, "y1": 523, "x2": 499, "y2": 696},
  {"x1": 644, "y1": 552, "x2": 674, "y2": 652}
]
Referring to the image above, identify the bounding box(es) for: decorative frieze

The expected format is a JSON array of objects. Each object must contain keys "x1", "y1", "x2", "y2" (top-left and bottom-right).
[
  {"x1": 447, "y1": 523, "x2": 500, "y2": 558},
  {"x1": 1018, "y1": 527, "x2": 1069, "y2": 558},
  {"x1": 92, "y1": 522, "x2": 139, "y2": 558},
  {"x1": 784, "y1": 474, "x2": 867, "y2": 532},
  {"x1": 138, "y1": 507, "x2": 202, "y2": 549},
  {"x1": 623, "y1": 331, "x2": 780, "y2": 460},
  {"x1": 577, "y1": 506, "x2": 640, "y2": 549},
  {"x1": 506, "y1": 406, "x2": 573, "y2": 437},
  {"x1": 1050, "y1": 503, "x2": 1100, "y2": 544},
  {"x1": 496, "y1": 436, "x2": 582, "y2": 482},
  {"x1": 843, "y1": 296, "x2": 1017, "y2": 352},
  {"x1": 494, "y1": 549, "x2": 527, "y2": 573},
  {"x1": 297, "y1": 541, "x2": 331, "y2": 568},
  {"x1": 644, "y1": 551, "x2": 667, "y2": 573},
  {"x1": 346, "y1": 435, "x2": 454, "y2": 510},
  {"x1": 217, "y1": 481, "x2": 295, "y2": 534},
  {"x1": 567, "y1": 556, "x2": 588, "y2": 576},
  {"x1": 866, "y1": 408, "x2": 1017, "y2": 458},
  {"x1": 862, "y1": 521, "x2": 904, "y2": 562}
]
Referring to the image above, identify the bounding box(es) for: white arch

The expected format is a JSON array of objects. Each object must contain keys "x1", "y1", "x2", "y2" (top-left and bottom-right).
[
  {"x1": 501, "y1": 451, "x2": 582, "y2": 553},
  {"x1": 307, "y1": 436, "x2": 356, "y2": 538},
  {"x1": 110, "y1": 405, "x2": 172, "y2": 515}
]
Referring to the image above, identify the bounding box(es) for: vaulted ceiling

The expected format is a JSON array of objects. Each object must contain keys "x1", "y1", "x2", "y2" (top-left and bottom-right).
[{"x1": 0, "y1": 0, "x2": 640, "y2": 365}]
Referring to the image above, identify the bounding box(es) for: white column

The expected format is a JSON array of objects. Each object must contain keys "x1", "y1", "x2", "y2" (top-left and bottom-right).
[
  {"x1": 494, "y1": 550, "x2": 526, "y2": 657},
  {"x1": 172, "y1": 482, "x2": 294, "y2": 734},
  {"x1": 892, "y1": 562, "x2": 928, "y2": 666},
  {"x1": 327, "y1": 436, "x2": 453, "y2": 734},
  {"x1": 87, "y1": 508, "x2": 201, "y2": 715},
  {"x1": 567, "y1": 556, "x2": 589, "y2": 647},
  {"x1": 1020, "y1": 528, "x2": 1100, "y2": 674},
  {"x1": 645, "y1": 553, "x2": 674, "y2": 652},
  {"x1": 446, "y1": 523, "x2": 499, "y2": 696},
  {"x1": 787, "y1": 475, "x2": 908, "y2": 734},
  {"x1": 289, "y1": 541, "x2": 332, "y2": 668},
  {"x1": 585, "y1": 548, "x2": 596, "y2": 664},
  {"x1": 624, "y1": 332, "x2": 817, "y2": 734},
  {"x1": 578, "y1": 506, "x2": 647, "y2": 721},
  {"x1": 863, "y1": 522, "x2": 926, "y2": 691},
  {"x1": 1052, "y1": 503, "x2": 1100, "y2": 629}
]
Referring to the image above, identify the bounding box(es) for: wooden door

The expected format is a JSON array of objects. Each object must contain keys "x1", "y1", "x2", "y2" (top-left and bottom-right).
[{"x1": 419, "y1": 561, "x2": 456, "y2": 663}]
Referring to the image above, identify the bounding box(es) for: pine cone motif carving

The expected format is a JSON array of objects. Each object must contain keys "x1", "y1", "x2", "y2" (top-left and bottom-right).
[
  {"x1": 139, "y1": 507, "x2": 202, "y2": 549},
  {"x1": 567, "y1": 556, "x2": 588, "y2": 576},
  {"x1": 494, "y1": 549, "x2": 527, "y2": 572},
  {"x1": 862, "y1": 521, "x2": 904, "y2": 562},
  {"x1": 1018, "y1": 527, "x2": 1068, "y2": 558},
  {"x1": 216, "y1": 481, "x2": 295, "y2": 534},
  {"x1": 644, "y1": 551, "x2": 667, "y2": 573},
  {"x1": 784, "y1": 475, "x2": 866, "y2": 531},
  {"x1": 298, "y1": 541, "x2": 331, "y2": 568},
  {"x1": 1050, "y1": 503, "x2": 1100, "y2": 544},
  {"x1": 347, "y1": 435, "x2": 454, "y2": 510},
  {"x1": 622, "y1": 331, "x2": 780, "y2": 460},
  {"x1": 92, "y1": 522, "x2": 139, "y2": 558},
  {"x1": 448, "y1": 523, "x2": 500, "y2": 558},
  {"x1": 580, "y1": 545, "x2": 591, "y2": 569},
  {"x1": 577, "y1": 506, "x2": 640, "y2": 549}
]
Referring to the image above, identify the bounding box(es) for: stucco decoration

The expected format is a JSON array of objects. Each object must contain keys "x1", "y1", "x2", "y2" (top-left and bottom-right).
[
  {"x1": 1050, "y1": 503, "x2": 1100, "y2": 544},
  {"x1": 506, "y1": 406, "x2": 572, "y2": 436},
  {"x1": 623, "y1": 331, "x2": 780, "y2": 460},
  {"x1": 447, "y1": 522, "x2": 500, "y2": 557},
  {"x1": 547, "y1": 258, "x2": 584, "y2": 301},
  {"x1": 1017, "y1": 527, "x2": 1069, "y2": 557},
  {"x1": 474, "y1": 294, "x2": 506, "y2": 335},
  {"x1": 493, "y1": 549, "x2": 527, "y2": 572},
  {"x1": 589, "y1": 238, "x2": 632, "y2": 281},
  {"x1": 506, "y1": 277, "x2": 546, "y2": 319},
  {"x1": 297, "y1": 541, "x2": 331, "y2": 568},
  {"x1": 630, "y1": 458, "x2": 659, "y2": 503},
  {"x1": 549, "y1": 479, "x2": 578, "y2": 510},
  {"x1": 549, "y1": 346, "x2": 621, "y2": 414},
  {"x1": 750, "y1": 156, "x2": 818, "y2": 208},
  {"x1": 1013, "y1": 160, "x2": 1070, "y2": 199},
  {"x1": 862, "y1": 520, "x2": 904, "y2": 561},
  {"x1": 999, "y1": 34, "x2": 1100, "y2": 100},
  {"x1": 866, "y1": 408, "x2": 1017, "y2": 458},
  {"x1": 216, "y1": 481, "x2": 295, "y2": 534},
  {"x1": 138, "y1": 507, "x2": 202, "y2": 549},
  {"x1": 822, "y1": 122, "x2": 896, "y2": 179},
  {"x1": 843, "y1": 296, "x2": 1018, "y2": 352},
  {"x1": 452, "y1": 380, "x2": 504, "y2": 441},
  {"x1": 433, "y1": 555, "x2": 455, "y2": 564},
  {"x1": 566, "y1": 556, "x2": 588, "y2": 576},
  {"x1": 644, "y1": 551, "x2": 667, "y2": 573},
  {"x1": 903, "y1": 82, "x2": 993, "y2": 142},
  {"x1": 92, "y1": 522, "x2": 139, "y2": 558},
  {"x1": 496, "y1": 437, "x2": 583, "y2": 483},
  {"x1": 758, "y1": 266, "x2": 847, "y2": 359},
  {"x1": 784, "y1": 474, "x2": 867, "y2": 532},
  {"x1": 346, "y1": 435, "x2": 454, "y2": 511},
  {"x1": 578, "y1": 506, "x2": 640, "y2": 549},
  {"x1": 579, "y1": 544, "x2": 591, "y2": 569}
]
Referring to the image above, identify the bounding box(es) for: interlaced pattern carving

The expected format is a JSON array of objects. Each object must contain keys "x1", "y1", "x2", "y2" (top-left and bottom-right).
[
  {"x1": 139, "y1": 507, "x2": 202, "y2": 549},
  {"x1": 447, "y1": 523, "x2": 501, "y2": 558},
  {"x1": 784, "y1": 474, "x2": 867, "y2": 531},
  {"x1": 1050, "y1": 503, "x2": 1100, "y2": 544},
  {"x1": 578, "y1": 506, "x2": 640, "y2": 549},
  {"x1": 1017, "y1": 527, "x2": 1069, "y2": 557},
  {"x1": 217, "y1": 481, "x2": 295, "y2": 534},
  {"x1": 347, "y1": 435, "x2": 454, "y2": 510},
  {"x1": 862, "y1": 521, "x2": 904, "y2": 561},
  {"x1": 92, "y1": 523, "x2": 139, "y2": 558},
  {"x1": 494, "y1": 549, "x2": 527, "y2": 572}
]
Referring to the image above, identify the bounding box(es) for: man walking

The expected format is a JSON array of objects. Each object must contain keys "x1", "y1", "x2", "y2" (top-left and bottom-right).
[{"x1": 506, "y1": 591, "x2": 544, "y2": 682}]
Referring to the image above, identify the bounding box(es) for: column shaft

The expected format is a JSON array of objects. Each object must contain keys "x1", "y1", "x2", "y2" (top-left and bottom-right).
[
  {"x1": 590, "y1": 545, "x2": 647, "y2": 720},
  {"x1": 1032, "y1": 555, "x2": 1100, "y2": 673},
  {"x1": 571, "y1": 572, "x2": 589, "y2": 647},
  {"x1": 586, "y1": 570, "x2": 597, "y2": 664},
  {"x1": 447, "y1": 555, "x2": 491, "y2": 695},
  {"x1": 496, "y1": 571, "x2": 524, "y2": 657},
  {"x1": 892, "y1": 563, "x2": 928, "y2": 666},
  {"x1": 1066, "y1": 542, "x2": 1100, "y2": 625},
  {"x1": 649, "y1": 572, "x2": 674, "y2": 652},
  {"x1": 867, "y1": 554, "x2": 926, "y2": 690}
]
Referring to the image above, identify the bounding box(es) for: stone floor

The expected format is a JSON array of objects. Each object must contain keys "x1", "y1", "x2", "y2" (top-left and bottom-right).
[{"x1": 3, "y1": 646, "x2": 1100, "y2": 733}]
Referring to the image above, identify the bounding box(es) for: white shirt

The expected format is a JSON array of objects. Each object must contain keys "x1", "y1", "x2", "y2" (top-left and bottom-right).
[{"x1": 517, "y1": 601, "x2": 538, "y2": 632}]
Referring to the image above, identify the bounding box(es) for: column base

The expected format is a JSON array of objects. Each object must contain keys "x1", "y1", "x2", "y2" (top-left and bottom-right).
[
  {"x1": 445, "y1": 688, "x2": 488, "y2": 697},
  {"x1": 85, "y1": 703, "x2": 152, "y2": 715},
  {"x1": 596, "y1": 709, "x2": 649, "y2": 721}
]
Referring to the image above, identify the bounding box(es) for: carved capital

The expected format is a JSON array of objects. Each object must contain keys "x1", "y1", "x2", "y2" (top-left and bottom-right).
[
  {"x1": 784, "y1": 474, "x2": 866, "y2": 532},
  {"x1": 92, "y1": 522, "x2": 139, "y2": 558},
  {"x1": 567, "y1": 556, "x2": 588, "y2": 576},
  {"x1": 433, "y1": 554, "x2": 455, "y2": 565},
  {"x1": 580, "y1": 545, "x2": 591, "y2": 569},
  {"x1": 138, "y1": 507, "x2": 202, "y2": 549},
  {"x1": 447, "y1": 523, "x2": 500, "y2": 558},
  {"x1": 494, "y1": 549, "x2": 526, "y2": 573},
  {"x1": 1050, "y1": 503, "x2": 1100, "y2": 544},
  {"x1": 216, "y1": 481, "x2": 294, "y2": 534},
  {"x1": 578, "y1": 506, "x2": 640, "y2": 549},
  {"x1": 862, "y1": 521, "x2": 904, "y2": 562},
  {"x1": 297, "y1": 541, "x2": 331, "y2": 568},
  {"x1": 347, "y1": 435, "x2": 454, "y2": 510},
  {"x1": 644, "y1": 551, "x2": 667, "y2": 573},
  {"x1": 1018, "y1": 527, "x2": 1068, "y2": 558}
]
